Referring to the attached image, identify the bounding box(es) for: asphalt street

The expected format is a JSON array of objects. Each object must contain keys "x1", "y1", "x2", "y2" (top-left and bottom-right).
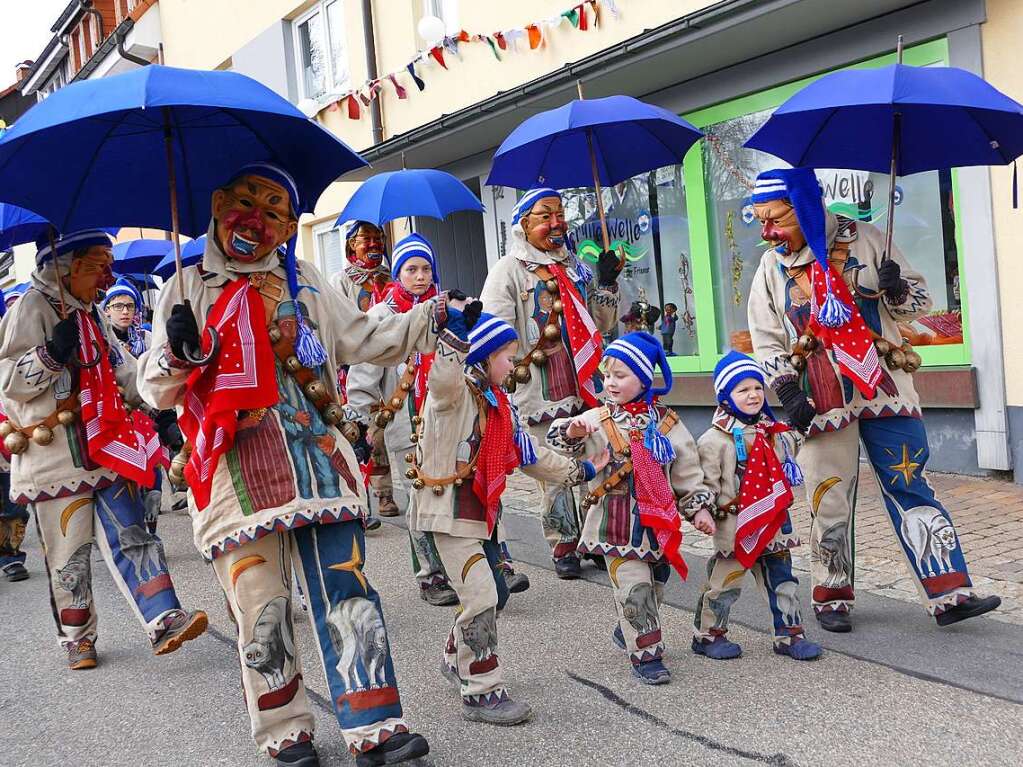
[{"x1": 2, "y1": 505, "x2": 1021, "y2": 767}]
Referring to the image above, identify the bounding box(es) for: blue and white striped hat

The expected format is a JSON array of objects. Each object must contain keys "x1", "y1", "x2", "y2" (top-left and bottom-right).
[
  {"x1": 511, "y1": 187, "x2": 561, "y2": 225},
  {"x1": 391, "y1": 232, "x2": 439, "y2": 284},
  {"x1": 34, "y1": 229, "x2": 113, "y2": 267},
  {"x1": 102, "y1": 277, "x2": 143, "y2": 310},
  {"x1": 750, "y1": 168, "x2": 827, "y2": 266},
  {"x1": 467, "y1": 313, "x2": 518, "y2": 366},
  {"x1": 713, "y1": 349, "x2": 775, "y2": 418},
  {"x1": 604, "y1": 331, "x2": 672, "y2": 402}
]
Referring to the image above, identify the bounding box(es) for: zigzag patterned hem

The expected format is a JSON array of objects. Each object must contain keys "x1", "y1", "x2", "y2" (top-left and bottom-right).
[
  {"x1": 927, "y1": 589, "x2": 975, "y2": 617},
  {"x1": 348, "y1": 722, "x2": 409, "y2": 755},
  {"x1": 808, "y1": 404, "x2": 922, "y2": 437},
  {"x1": 207, "y1": 506, "x2": 362, "y2": 560},
  {"x1": 463, "y1": 689, "x2": 509, "y2": 707},
  {"x1": 711, "y1": 537, "x2": 801, "y2": 560},
  {"x1": 14, "y1": 475, "x2": 117, "y2": 505},
  {"x1": 525, "y1": 400, "x2": 586, "y2": 427},
  {"x1": 577, "y1": 542, "x2": 660, "y2": 563},
  {"x1": 630, "y1": 646, "x2": 664, "y2": 664},
  {"x1": 267, "y1": 730, "x2": 313, "y2": 758}
]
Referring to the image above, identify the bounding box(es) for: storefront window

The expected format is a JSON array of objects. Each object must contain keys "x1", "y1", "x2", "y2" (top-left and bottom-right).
[{"x1": 563, "y1": 166, "x2": 699, "y2": 357}]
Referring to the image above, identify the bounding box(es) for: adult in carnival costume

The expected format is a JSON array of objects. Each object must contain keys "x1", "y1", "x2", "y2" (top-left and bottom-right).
[
  {"x1": 333, "y1": 220, "x2": 396, "y2": 522},
  {"x1": 139, "y1": 163, "x2": 444, "y2": 767},
  {"x1": 480, "y1": 187, "x2": 621, "y2": 579},
  {"x1": 0, "y1": 287, "x2": 29, "y2": 582},
  {"x1": 0, "y1": 230, "x2": 207, "y2": 670},
  {"x1": 747, "y1": 167, "x2": 1000, "y2": 632}
]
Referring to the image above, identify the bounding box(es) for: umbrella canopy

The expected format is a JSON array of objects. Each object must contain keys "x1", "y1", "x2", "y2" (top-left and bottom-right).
[
  {"x1": 112, "y1": 238, "x2": 174, "y2": 276},
  {"x1": 335, "y1": 169, "x2": 483, "y2": 227},
  {"x1": 0, "y1": 203, "x2": 48, "y2": 250},
  {"x1": 0, "y1": 64, "x2": 367, "y2": 237},
  {"x1": 744, "y1": 63, "x2": 1023, "y2": 174},
  {"x1": 152, "y1": 236, "x2": 205, "y2": 278},
  {"x1": 486, "y1": 95, "x2": 703, "y2": 189}
]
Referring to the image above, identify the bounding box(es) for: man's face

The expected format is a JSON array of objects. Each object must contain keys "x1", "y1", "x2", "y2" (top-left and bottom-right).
[
  {"x1": 211, "y1": 174, "x2": 298, "y2": 263},
  {"x1": 753, "y1": 199, "x2": 806, "y2": 256},
  {"x1": 68, "y1": 246, "x2": 114, "y2": 304},
  {"x1": 346, "y1": 223, "x2": 386, "y2": 268},
  {"x1": 521, "y1": 196, "x2": 567, "y2": 252},
  {"x1": 105, "y1": 296, "x2": 137, "y2": 330}
]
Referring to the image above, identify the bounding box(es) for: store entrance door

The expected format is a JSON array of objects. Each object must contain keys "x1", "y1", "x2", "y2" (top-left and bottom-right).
[{"x1": 413, "y1": 177, "x2": 488, "y2": 295}]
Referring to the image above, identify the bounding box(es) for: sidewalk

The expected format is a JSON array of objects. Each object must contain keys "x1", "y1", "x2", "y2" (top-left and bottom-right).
[{"x1": 503, "y1": 466, "x2": 1023, "y2": 624}]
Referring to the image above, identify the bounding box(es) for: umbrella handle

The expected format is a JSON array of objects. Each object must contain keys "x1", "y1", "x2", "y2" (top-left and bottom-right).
[
  {"x1": 75, "y1": 340, "x2": 103, "y2": 369},
  {"x1": 182, "y1": 327, "x2": 219, "y2": 366}
]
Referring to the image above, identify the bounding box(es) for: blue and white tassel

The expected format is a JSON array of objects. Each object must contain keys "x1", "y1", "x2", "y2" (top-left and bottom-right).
[
  {"x1": 644, "y1": 406, "x2": 675, "y2": 465},
  {"x1": 294, "y1": 315, "x2": 327, "y2": 368},
  {"x1": 781, "y1": 438, "x2": 804, "y2": 487},
  {"x1": 511, "y1": 400, "x2": 537, "y2": 466},
  {"x1": 817, "y1": 270, "x2": 851, "y2": 329}
]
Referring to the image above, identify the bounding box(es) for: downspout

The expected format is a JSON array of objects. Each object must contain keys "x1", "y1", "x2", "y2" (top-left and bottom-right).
[
  {"x1": 80, "y1": 0, "x2": 104, "y2": 44},
  {"x1": 361, "y1": 0, "x2": 384, "y2": 146},
  {"x1": 116, "y1": 22, "x2": 150, "y2": 67}
]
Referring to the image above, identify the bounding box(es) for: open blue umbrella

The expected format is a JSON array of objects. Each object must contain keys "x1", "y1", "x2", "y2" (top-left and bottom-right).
[
  {"x1": 745, "y1": 38, "x2": 1023, "y2": 259},
  {"x1": 112, "y1": 238, "x2": 174, "y2": 276},
  {"x1": 152, "y1": 236, "x2": 205, "y2": 279},
  {"x1": 335, "y1": 169, "x2": 483, "y2": 227},
  {"x1": 0, "y1": 203, "x2": 48, "y2": 251},
  {"x1": 487, "y1": 91, "x2": 703, "y2": 255}
]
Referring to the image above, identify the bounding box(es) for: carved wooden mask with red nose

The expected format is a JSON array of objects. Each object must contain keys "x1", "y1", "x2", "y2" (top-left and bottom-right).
[
  {"x1": 211, "y1": 174, "x2": 298, "y2": 263},
  {"x1": 520, "y1": 196, "x2": 567, "y2": 253},
  {"x1": 752, "y1": 198, "x2": 807, "y2": 257}
]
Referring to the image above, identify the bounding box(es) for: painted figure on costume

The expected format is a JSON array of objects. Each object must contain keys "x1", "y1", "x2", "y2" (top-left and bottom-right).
[
  {"x1": 480, "y1": 187, "x2": 622, "y2": 578},
  {"x1": 0, "y1": 230, "x2": 207, "y2": 671},
  {"x1": 139, "y1": 163, "x2": 445, "y2": 767},
  {"x1": 747, "y1": 167, "x2": 999, "y2": 631}
]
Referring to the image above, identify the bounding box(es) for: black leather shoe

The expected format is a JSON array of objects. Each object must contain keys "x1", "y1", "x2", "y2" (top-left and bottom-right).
[
  {"x1": 935, "y1": 595, "x2": 1001, "y2": 627},
  {"x1": 355, "y1": 733, "x2": 430, "y2": 766},
  {"x1": 816, "y1": 610, "x2": 852, "y2": 633},
  {"x1": 275, "y1": 741, "x2": 319, "y2": 766},
  {"x1": 554, "y1": 555, "x2": 582, "y2": 580}
]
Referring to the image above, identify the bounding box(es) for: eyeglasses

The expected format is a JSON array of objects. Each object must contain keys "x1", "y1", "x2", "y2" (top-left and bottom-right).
[{"x1": 107, "y1": 302, "x2": 136, "y2": 313}]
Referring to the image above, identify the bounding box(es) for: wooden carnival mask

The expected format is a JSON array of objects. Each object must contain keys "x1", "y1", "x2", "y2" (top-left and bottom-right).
[
  {"x1": 211, "y1": 174, "x2": 298, "y2": 263},
  {"x1": 68, "y1": 246, "x2": 114, "y2": 304},
  {"x1": 753, "y1": 199, "x2": 807, "y2": 257},
  {"x1": 520, "y1": 196, "x2": 567, "y2": 252},
  {"x1": 346, "y1": 223, "x2": 386, "y2": 268}
]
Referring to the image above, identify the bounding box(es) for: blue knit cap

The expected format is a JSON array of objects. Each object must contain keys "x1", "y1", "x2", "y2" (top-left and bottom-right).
[
  {"x1": 102, "y1": 277, "x2": 143, "y2": 310},
  {"x1": 391, "y1": 233, "x2": 439, "y2": 285},
  {"x1": 467, "y1": 313, "x2": 518, "y2": 367},
  {"x1": 604, "y1": 331, "x2": 672, "y2": 403},
  {"x1": 34, "y1": 229, "x2": 112, "y2": 267},
  {"x1": 713, "y1": 350, "x2": 775, "y2": 420},
  {"x1": 511, "y1": 187, "x2": 561, "y2": 225}
]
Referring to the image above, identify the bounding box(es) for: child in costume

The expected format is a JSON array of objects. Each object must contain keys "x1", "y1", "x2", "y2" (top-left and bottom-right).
[
  {"x1": 691, "y1": 350, "x2": 821, "y2": 661},
  {"x1": 548, "y1": 332, "x2": 713, "y2": 684},
  {"x1": 0, "y1": 288, "x2": 29, "y2": 583},
  {"x1": 410, "y1": 305, "x2": 603, "y2": 723}
]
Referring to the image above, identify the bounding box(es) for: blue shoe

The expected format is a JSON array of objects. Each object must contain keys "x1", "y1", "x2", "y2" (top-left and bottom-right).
[
  {"x1": 691, "y1": 635, "x2": 742, "y2": 660},
  {"x1": 774, "y1": 636, "x2": 822, "y2": 661},
  {"x1": 612, "y1": 625, "x2": 626, "y2": 651},
  {"x1": 631, "y1": 658, "x2": 671, "y2": 685}
]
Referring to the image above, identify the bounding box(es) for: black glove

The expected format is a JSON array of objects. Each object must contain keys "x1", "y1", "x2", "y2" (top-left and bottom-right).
[
  {"x1": 45, "y1": 316, "x2": 80, "y2": 365},
  {"x1": 596, "y1": 249, "x2": 622, "y2": 287},
  {"x1": 462, "y1": 300, "x2": 483, "y2": 331},
  {"x1": 166, "y1": 302, "x2": 200, "y2": 360},
  {"x1": 877, "y1": 259, "x2": 907, "y2": 298},
  {"x1": 155, "y1": 410, "x2": 184, "y2": 453},
  {"x1": 775, "y1": 380, "x2": 817, "y2": 433},
  {"x1": 351, "y1": 421, "x2": 371, "y2": 465},
  {"x1": 448, "y1": 289, "x2": 467, "y2": 302}
]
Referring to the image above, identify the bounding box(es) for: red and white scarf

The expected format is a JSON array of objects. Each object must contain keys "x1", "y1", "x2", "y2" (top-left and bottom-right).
[
  {"x1": 733, "y1": 418, "x2": 795, "y2": 569},
  {"x1": 474, "y1": 386, "x2": 520, "y2": 534},
  {"x1": 808, "y1": 261, "x2": 881, "y2": 398},
  {"x1": 77, "y1": 311, "x2": 160, "y2": 488},
  {"x1": 178, "y1": 279, "x2": 279, "y2": 511},
  {"x1": 548, "y1": 263, "x2": 601, "y2": 406},
  {"x1": 378, "y1": 281, "x2": 437, "y2": 411}
]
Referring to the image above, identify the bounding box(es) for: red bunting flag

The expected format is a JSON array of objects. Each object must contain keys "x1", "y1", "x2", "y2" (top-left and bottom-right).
[
  {"x1": 430, "y1": 45, "x2": 447, "y2": 69},
  {"x1": 346, "y1": 93, "x2": 360, "y2": 119},
  {"x1": 388, "y1": 73, "x2": 407, "y2": 99},
  {"x1": 495, "y1": 31, "x2": 507, "y2": 50},
  {"x1": 577, "y1": 4, "x2": 588, "y2": 30}
]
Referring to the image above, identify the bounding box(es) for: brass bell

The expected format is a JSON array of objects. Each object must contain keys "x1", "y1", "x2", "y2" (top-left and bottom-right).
[
  {"x1": 340, "y1": 421, "x2": 360, "y2": 444},
  {"x1": 603, "y1": 481, "x2": 613, "y2": 492},
  {"x1": 789, "y1": 354, "x2": 807, "y2": 372},
  {"x1": 304, "y1": 380, "x2": 327, "y2": 400},
  {"x1": 412, "y1": 415, "x2": 423, "y2": 426},
  {"x1": 405, "y1": 468, "x2": 418, "y2": 480},
  {"x1": 412, "y1": 478, "x2": 425, "y2": 490},
  {"x1": 32, "y1": 425, "x2": 54, "y2": 446},
  {"x1": 267, "y1": 324, "x2": 282, "y2": 343},
  {"x1": 410, "y1": 432, "x2": 419, "y2": 443},
  {"x1": 4, "y1": 431, "x2": 27, "y2": 455},
  {"x1": 454, "y1": 478, "x2": 463, "y2": 487},
  {"x1": 903, "y1": 350, "x2": 923, "y2": 374},
  {"x1": 551, "y1": 299, "x2": 564, "y2": 314},
  {"x1": 400, "y1": 380, "x2": 412, "y2": 392},
  {"x1": 432, "y1": 485, "x2": 445, "y2": 496},
  {"x1": 543, "y1": 323, "x2": 561, "y2": 342},
  {"x1": 886, "y1": 348, "x2": 906, "y2": 370},
  {"x1": 285, "y1": 355, "x2": 303, "y2": 373},
  {"x1": 545, "y1": 279, "x2": 559, "y2": 294},
  {"x1": 322, "y1": 404, "x2": 344, "y2": 425},
  {"x1": 622, "y1": 447, "x2": 631, "y2": 457},
  {"x1": 375, "y1": 411, "x2": 393, "y2": 429},
  {"x1": 404, "y1": 453, "x2": 414, "y2": 464},
  {"x1": 513, "y1": 365, "x2": 531, "y2": 383},
  {"x1": 874, "y1": 338, "x2": 892, "y2": 356},
  {"x1": 57, "y1": 410, "x2": 76, "y2": 426},
  {"x1": 798, "y1": 333, "x2": 817, "y2": 353},
  {"x1": 531, "y1": 349, "x2": 547, "y2": 366},
  {"x1": 390, "y1": 397, "x2": 403, "y2": 409},
  {"x1": 504, "y1": 376, "x2": 517, "y2": 393},
  {"x1": 0, "y1": 421, "x2": 12, "y2": 438},
  {"x1": 169, "y1": 449, "x2": 190, "y2": 485}
]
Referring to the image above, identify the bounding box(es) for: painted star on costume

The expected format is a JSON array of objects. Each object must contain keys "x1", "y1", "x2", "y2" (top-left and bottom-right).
[
  {"x1": 328, "y1": 537, "x2": 367, "y2": 593},
  {"x1": 888, "y1": 444, "x2": 923, "y2": 487}
]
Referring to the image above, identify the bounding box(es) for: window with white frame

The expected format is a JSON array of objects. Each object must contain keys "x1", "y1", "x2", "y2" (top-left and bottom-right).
[
  {"x1": 293, "y1": 0, "x2": 350, "y2": 101},
  {"x1": 420, "y1": 0, "x2": 460, "y2": 35},
  {"x1": 313, "y1": 221, "x2": 344, "y2": 280}
]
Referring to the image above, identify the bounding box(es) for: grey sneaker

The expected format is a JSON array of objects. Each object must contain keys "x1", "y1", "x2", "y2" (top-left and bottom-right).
[
  {"x1": 152, "y1": 609, "x2": 208, "y2": 655},
  {"x1": 420, "y1": 582, "x2": 459, "y2": 606},
  {"x1": 2, "y1": 562, "x2": 29, "y2": 582},
  {"x1": 67, "y1": 637, "x2": 98, "y2": 670},
  {"x1": 462, "y1": 696, "x2": 532, "y2": 726},
  {"x1": 503, "y1": 571, "x2": 530, "y2": 594}
]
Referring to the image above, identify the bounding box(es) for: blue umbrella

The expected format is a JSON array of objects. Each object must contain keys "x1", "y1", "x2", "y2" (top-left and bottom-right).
[
  {"x1": 335, "y1": 169, "x2": 483, "y2": 227},
  {"x1": 112, "y1": 238, "x2": 174, "y2": 276},
  {"x1": 486, "y1": 92, "x2": 703, "y2": 255},
  {"x1": 0, "y1": 203, "x2": 48, "y2": 251},
  {"x1": 152, "y1": 236, "x2": 205, "y2": 279}
]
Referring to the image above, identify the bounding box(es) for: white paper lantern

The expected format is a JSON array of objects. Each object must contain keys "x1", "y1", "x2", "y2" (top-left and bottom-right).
[{"x1": 417, "y1": 15, "x2": 446, "y2": 44}]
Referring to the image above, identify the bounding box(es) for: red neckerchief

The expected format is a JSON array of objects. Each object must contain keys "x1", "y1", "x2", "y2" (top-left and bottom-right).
[
  {"x1": 733, "y1": 414, "x2": 795, "y2": 569},
  {"x1": 178, "y1": 278, "x2": 279, "y2": 511},
  {"x1": 473, "y1": 386, "x2": 519, "y2": 535},
  {"x1": 548, "y1": 263, "x2": 601, "y2": 406},
  {"x1": 378, "y1": 281, "x2": 437, "y2": 411},
  {"x1": 808, "y1": 261, "x2": 881, "y2": 398},
  {"x1": 77, "y1": 311, "x2": 159, "y2": 487}
]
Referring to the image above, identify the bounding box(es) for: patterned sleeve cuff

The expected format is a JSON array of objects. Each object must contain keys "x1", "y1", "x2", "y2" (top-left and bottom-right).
[
  {"x1": 36, "y1": 344, "x2": 64, "y2": 373},
  {"x1": 771, "y1": 374, "x2": 799, "y2": 392},
  {"x1": 439, "y1": 327, "x2": 470, "y2": 354},
  {"x1": 432, "y1": 296, "x2": 448, "y2": 331},
  {"x1": 678, "y1": 491, "x2": 714, "y2": 522},
  {"x1": 883, "y1": 282, "x2": 910, "y2": 306},
  {"x1": 162, "y1": 343, "x2": 197, "y2": 371},
  {"x1": 547, "y1": 421, "x2": 584, "y2": 453}
]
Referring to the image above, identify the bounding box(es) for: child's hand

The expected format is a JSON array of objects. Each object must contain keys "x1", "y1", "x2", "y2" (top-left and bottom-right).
[
  {"x1": 591, "y1": 446, "x2": 611, "y2": 474},
  {"x1": 692, "y1": 509, "x2": 716, "y2": 535},
  {"x1": 565, "y1": 415, "x2": 596, "y2": 439}
]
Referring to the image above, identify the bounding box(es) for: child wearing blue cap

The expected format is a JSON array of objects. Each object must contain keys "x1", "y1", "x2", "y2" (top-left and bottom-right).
[
  {"x1": 548, "y1": 331, "x2": 714, "y2": 684},
  {"x1": 410, "y1": 302, "x2": 603, "y2": 725},
  {"x1": 691, "y1": 350, "x2": 821, "y2": 661}
]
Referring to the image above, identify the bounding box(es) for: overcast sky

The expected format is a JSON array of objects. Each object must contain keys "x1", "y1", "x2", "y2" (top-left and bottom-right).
[{"x1": 0, "y1": 0, "x2": 73, "y2": 87}]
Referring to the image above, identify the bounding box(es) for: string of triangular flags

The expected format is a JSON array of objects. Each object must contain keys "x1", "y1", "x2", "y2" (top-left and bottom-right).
[{"x1": 325, "y1": 0, "x2": 620, "y2": 120}]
